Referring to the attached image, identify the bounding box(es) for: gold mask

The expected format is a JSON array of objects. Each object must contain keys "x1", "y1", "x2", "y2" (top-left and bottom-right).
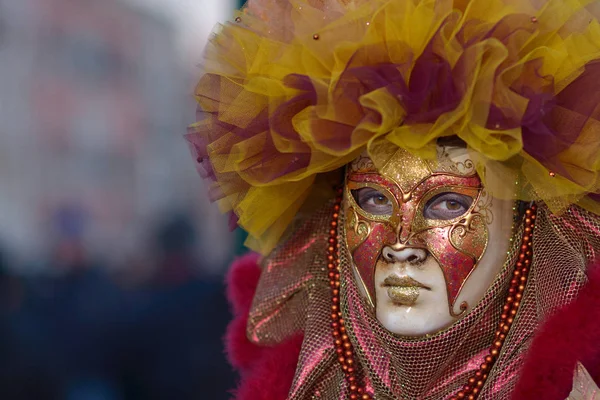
[{"x1": 343, "y1": 144, "x2": 490, "y2": 316}]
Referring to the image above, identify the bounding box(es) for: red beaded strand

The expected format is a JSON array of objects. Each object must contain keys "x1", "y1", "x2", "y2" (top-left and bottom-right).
[
  {"x1": 328, "y1": 189, "x2": 371, "y2": 400},
  {"x1": 327, "y1": 193, "x2": 536, "y2": 400},
  {"x1": 449, "y1": 204, "x2": 537, "y2": 400}
]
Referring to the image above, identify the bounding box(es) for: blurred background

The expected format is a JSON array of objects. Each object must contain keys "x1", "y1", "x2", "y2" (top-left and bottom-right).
[{"x1": 0, "y1": 0, "x2": 245, "y2": 398}]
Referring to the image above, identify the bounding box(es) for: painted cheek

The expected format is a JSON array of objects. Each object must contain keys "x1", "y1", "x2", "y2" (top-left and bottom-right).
[
  {"x1": 421, "y1": 227, "x2": 476, "y2": 308},
  {"x1": 450, "y1": 216, "x2": 488, "y2": 261},
  {"x1": 420, "y1": 216, "x2": 488, "y2": 309},
  {"x1": 351, "y1": 223, "x2": 395, "y2": 301}
]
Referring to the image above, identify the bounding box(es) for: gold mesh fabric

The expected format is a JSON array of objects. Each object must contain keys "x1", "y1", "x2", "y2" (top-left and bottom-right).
[{"x1": 247, "y1": 202, "x2": 600, "y2": 399}]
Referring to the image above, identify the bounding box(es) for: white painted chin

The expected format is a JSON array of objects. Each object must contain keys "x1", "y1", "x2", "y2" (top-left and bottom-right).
[
  {"x1": 376, "y1": 282, "x2": 454, "y2": 336},
  {"x1": 371, "y1": 256, "x2": 451, "y2": 336}
]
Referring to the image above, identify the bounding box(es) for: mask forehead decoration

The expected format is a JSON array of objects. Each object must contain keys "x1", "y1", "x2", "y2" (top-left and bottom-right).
[{"x1": 343, "y1": 143, "x2": 491, "y2": 316}]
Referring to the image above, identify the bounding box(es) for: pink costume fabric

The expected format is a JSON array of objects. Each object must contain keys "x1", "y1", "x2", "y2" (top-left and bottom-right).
[{"x1": 225, "y1": 252, "x2": 600, "y2": 400}]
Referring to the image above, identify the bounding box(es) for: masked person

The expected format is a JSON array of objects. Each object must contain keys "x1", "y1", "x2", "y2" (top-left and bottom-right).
[{"x1": 188, "y1": 0, "x2": 600, "y2": 399}]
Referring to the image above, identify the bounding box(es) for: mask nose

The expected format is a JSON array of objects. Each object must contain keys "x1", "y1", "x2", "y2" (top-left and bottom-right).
[{"x1": 382, "y1": 247, "x2": 427, "y2": 264}]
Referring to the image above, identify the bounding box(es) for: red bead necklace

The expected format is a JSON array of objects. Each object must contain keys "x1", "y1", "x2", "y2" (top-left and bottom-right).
[
  {"x1": 328, "y1": 189, "x2": 371, "y2": 400},
  {"x1": 327, "y1": 190, "x2": 537, "y2": 400}
]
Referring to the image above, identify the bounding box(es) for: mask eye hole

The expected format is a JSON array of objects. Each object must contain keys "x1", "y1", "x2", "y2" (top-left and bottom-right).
[
  {"x1": 423, "y1": 192, "x2": 473, "y2": 220},
  {"x1": 351, "y1": 187, "x2": 393, "y2": 216}
]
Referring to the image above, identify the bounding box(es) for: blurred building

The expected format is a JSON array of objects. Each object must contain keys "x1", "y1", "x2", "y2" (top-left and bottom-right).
[{"x1": 0, "y1": 0, "x2": 233, "y2": 272}]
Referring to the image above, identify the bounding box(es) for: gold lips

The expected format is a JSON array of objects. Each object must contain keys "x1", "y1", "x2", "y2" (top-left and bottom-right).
[{"x1": 382, "y1": 276, "x2": 430, "y2": 306}]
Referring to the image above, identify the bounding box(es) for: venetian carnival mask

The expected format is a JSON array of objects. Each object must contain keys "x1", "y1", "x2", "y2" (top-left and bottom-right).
[{"x1": 343, "y1": 142, "x2": 515, "y2": 336}]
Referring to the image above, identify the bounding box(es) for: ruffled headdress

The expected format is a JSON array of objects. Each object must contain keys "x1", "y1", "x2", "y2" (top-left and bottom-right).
[{"x1": 188, "y1": 0, "x2": 600, "y2": 254}]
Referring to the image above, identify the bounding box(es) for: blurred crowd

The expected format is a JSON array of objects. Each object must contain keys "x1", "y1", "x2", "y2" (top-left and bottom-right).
[
  {"x1": 0, "y1": 0, "x2": 243, "y2": 398},
  {"x1": 0, "y1": 212, "x2": 243, "y2": 400}
]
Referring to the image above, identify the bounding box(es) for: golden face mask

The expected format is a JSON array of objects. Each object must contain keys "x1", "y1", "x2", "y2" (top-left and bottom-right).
[{"x1": 343, "y1": 145, "x2": 489, "y2": 316}]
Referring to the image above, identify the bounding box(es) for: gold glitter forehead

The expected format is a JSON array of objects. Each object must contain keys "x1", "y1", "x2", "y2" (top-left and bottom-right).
[{"x1": 348, "y1": 141, "x2": 476, "y2": 193}]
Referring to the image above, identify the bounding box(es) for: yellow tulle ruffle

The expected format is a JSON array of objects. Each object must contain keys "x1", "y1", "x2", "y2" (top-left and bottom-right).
[{"x1": 188, "y1": 0, "x2": 600, "y2": 254}]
